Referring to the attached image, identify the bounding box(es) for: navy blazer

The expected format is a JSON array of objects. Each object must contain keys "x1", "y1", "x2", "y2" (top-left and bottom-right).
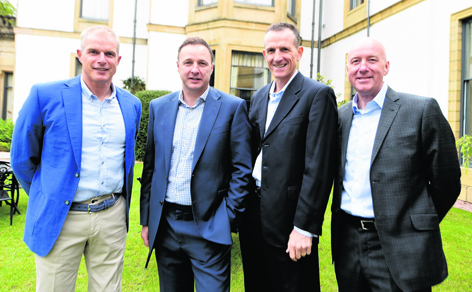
[
  {"x1": 11, "y1": 75, "x2": 142, "y2": 257},
  {"x1": 332, "y1": 87, "x2": 461, "y2": 291},
  {"x1": 140, "y1": 87, "x2": 252, "y2": 267}
]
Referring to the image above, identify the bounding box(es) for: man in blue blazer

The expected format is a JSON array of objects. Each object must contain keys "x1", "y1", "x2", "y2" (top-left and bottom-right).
[
  {"x1": 11, "y1": 26, "x2": 141, "y2": 291},
  {"x1": 332, "y1": 37, "x2": 461, "y2": 292},
  {"x1": 140, "y1": 37, "x2": 252, "y2": 291}
]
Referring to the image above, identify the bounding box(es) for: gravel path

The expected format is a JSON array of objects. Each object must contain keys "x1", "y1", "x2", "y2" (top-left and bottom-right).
[{"x1": 454, "y1": 200, "x2": 472, "y2": 213}]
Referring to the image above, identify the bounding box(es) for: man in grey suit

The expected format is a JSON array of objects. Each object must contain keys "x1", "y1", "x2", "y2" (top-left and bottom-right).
[{"x1": 332, "y1": 37, "x2": 461, "y2": 292}]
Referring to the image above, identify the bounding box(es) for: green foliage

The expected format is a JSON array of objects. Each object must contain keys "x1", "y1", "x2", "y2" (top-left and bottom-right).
[
  {"x1": 122, "y1": 76, "x2": 146, "y2": 95},
  {"x1": 0, "y1": 119, "x2": 14, "y2": 152},
  {"x1": 0, "y1": 0, "x2": 16, "y2": 16},
  {"x1": 315, "y1": 73, "x2": 347, "y2": 108},
  {"x1": 456, "y1": 134, "x2": 472, "y2": 173},
  {"x1": 135, "y1": 90, "x2": 172, "y2": 161}
]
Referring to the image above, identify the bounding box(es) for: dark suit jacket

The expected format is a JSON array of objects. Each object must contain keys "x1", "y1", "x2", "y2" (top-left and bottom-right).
[
  {"x1": 11, "y1": 75, "x2": 142, "y2": 257},
  {"x1": 332, "y1": 87, "x2": 461, "y2": 291},
  {"x1": 248, "y1": 72, "x2": 338, "y2": 248},
  {"x1": 140, "y1": 87, "x2": 252, "y2": 267}
]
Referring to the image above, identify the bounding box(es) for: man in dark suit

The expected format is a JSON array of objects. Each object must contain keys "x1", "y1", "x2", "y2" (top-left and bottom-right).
[
  {"x1": 332, "y1": 37, "x2": 461, "y2": 292},
  {"x1": 238, "y1": 22, "x2": 338, "y2": 292},
  {"x1": 11, "y1": 26, "x2": 141, "y2": 291},
  {"x1": 140, "y1": 37, "x2": 252, "y2": 291}
]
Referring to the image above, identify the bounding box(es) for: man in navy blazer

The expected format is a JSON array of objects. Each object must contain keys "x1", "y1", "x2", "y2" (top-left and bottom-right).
[
  {"x1": 11, "y1": 26, "x2": 141, "y2": 291},
  {"x1": 140, "y1": 37, "x2": 252, "y2": 291},
  {"x1": 332, "y1": 37, "x2": 461, "y2": 291}
]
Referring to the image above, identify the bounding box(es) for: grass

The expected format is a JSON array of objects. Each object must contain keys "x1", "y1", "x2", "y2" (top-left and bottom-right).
[{"x1": 0, "y1": 163, "x2": 471, "y2": 291}]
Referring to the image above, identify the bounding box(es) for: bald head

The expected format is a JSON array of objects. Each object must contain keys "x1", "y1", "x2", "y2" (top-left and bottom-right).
[{"x1": 346, "y1": 37, "x2": 390, "y2": 104}]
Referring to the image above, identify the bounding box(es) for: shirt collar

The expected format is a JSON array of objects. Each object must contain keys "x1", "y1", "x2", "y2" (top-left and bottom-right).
[
  {"x1": 269, "y1": 70, "x2": 298, "y2": 96},
  {"x1": 352, "y1": 82, "x2": 388, "y2": 114},
  {"x1": 179, "y1": 86, "x2": 210, "y2": 107},
  {"x1": 80, "y1": 75, "x2": 116, "y2": 101}
]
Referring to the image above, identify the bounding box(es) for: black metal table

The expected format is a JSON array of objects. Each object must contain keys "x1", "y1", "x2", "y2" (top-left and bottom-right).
[{"x1": 0, "y1": 161, "x2": 21, "y2": 225}]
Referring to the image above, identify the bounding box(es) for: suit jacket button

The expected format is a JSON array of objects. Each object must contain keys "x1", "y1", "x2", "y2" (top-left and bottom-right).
[
  {"x1": 65, "y1": 200, "x2": 70, "y2": 205},
  {"x1": 75, "y1": 173, "x2": 79, "y2": 178},
  {"x1": 160, "y1": 201, "x2": 163, "y2": 205}
]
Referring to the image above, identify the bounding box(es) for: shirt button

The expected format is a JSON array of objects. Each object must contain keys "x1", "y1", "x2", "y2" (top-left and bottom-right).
[
  {"x1": 75, "y1": 173, "x2": 79, "y2": 178},
  {"x1": 101, "y1": 182, "x2": 104, "y2": 185},
  {"x1": 64, "y1": 200, "x2": 70, "y2": 205}
]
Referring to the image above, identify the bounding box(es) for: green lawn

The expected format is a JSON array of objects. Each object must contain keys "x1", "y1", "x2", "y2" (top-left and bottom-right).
[{"x1": 1, "y1": 163, "x2": 471, "y2": 291}]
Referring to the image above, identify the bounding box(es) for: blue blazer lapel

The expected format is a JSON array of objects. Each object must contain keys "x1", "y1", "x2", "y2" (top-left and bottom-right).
[
  {"x1": 163, "y1": 93, "x2": 180, "y2": 175},
  {"x1": 116, "y1": 89, "x2": 135, "y2": 178},
  {"x1": 264, "y1": 73, "x2": 302, "y2": 139},
  {"x1": 192, "y1": 88, "x2": 221, "y2": 171},
  {"x1": 371, "y1": 87, "x2": 401, "y2": 165},
  {"x1": 62, "y1": 76, "x2": 83, "y2": 169}
]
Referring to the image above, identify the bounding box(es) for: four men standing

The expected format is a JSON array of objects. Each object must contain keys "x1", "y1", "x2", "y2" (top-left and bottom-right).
[{"x1": 10, "y1": 24, "x2": 462, "y2": 292}]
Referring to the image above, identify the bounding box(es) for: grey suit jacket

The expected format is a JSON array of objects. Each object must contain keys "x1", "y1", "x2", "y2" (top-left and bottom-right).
[{"x1": 331, "y1": 87, "x2": 461, "y2": 291}]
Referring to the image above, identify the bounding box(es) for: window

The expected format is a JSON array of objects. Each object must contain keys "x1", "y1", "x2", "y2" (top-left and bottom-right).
[
  {"x1": 234, "y1": 0, "x2": 273, "y2": 7},
  {"x1": 461, "y1": 18, "x2": 472, "y2": 137},
  {"x1": 1, "y1": 73, "x2": 13, "y2": 120},
  {"x1": 199, "y1": 0, "x2": 217, "y2": 5},
  {"x1": 81, "y1": 0, "x2": 109, "y2": 21},
  {"x1": 350, "y1": 0, "x2": 364, "y2": 10},
  {"x1": 287, "y1": 0, "x2": 295, "y2": 17},
  {"x1": 230, "y1": 52, "x2": 270, "y2": 105}
]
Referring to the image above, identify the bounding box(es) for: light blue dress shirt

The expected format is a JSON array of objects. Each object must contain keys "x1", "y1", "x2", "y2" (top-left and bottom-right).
[
  {"x1": 74, "y1": 77, "x2": 126, "y2": 202},
  {"x1": 341, "y1": 83, "x2": 388, "y2": 218},
  {"x1": 165, "y1": 87, "x2": 210, "y2": 206}
]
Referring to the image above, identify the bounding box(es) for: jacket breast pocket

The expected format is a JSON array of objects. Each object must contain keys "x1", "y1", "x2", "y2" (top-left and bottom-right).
[{"x1": 410, "y1": 214, "x2": 439, "y2": 231}]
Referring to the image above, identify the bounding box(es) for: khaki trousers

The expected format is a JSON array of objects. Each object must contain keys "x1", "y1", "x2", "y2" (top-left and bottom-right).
[{"x1": 35, "y1": 196, "x2": 127, "y2": 292}]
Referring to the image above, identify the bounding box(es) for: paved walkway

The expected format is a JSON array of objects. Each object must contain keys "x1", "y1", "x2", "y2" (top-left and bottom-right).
[{"x1": 0, "y1": 152, "x2": 10, "y2": 162}]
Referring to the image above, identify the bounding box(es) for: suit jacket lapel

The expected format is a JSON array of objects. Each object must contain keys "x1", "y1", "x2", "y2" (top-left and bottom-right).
[
  {"x1": 62, "y1": 76, "x2": 83, "y2": 169},
  {"x1": 163, "y1": 93, "x2": 180, "y2": 175},
  {"x1": 264, "y1": 73, "x2": 302, "y2": 139},
  {"x1": 192, "y1": 88, "x2": 221, "y2": 171},
  {"x1": 116, "y1": 89, "x2": 134, "y2": 178},
  {"x1": 371, "y1": 87, "x2": 401, "y2": 165},
  {"x1": 257, "y1": 84, "x2": 270, "y2": 140},
  {"x1": 340, "y1": 103, "x2": 354, "y2": 175}
]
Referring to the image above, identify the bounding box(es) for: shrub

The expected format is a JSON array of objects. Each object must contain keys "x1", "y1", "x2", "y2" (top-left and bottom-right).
[
  {"x1": 123, "y1": 76, "x2": 146, "y2": 95},
  {"x1": 135, "y1": 90, "x2": 172, "y2": 161},
  {"x1": 0, "y1": 119, "x2": 14, "y2": 152},
  {"x1": 315, "y1": 73, "x2": 347, "y2": 108}
]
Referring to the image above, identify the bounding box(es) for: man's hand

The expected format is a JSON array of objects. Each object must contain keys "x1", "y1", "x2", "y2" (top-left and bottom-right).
[
  {"x1": 286, "y1": 228, "x2": 312, "y2": 262},
  {"x1": 141, "y1": 226, "x2": 149, "y2": 247}
]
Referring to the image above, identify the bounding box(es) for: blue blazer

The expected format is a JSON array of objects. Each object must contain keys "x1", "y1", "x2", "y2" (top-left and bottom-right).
[
  {"x1": 11, "y1": 75, "x2": 142, "y2": 257},
  {"x1": 140, "y1": 87, "x2": 252, "y2": 267}
]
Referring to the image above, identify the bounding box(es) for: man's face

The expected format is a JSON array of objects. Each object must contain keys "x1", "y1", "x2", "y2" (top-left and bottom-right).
[
  {"x1": 263, "y1": 28, "x2": 303, "y2": 86},
  {"x1": 177, "y1": 44, "x2": 214, "y2": 96},
  {"x1": 346, "y1": 39, "x2": 389, "y2": 100},
  {"x1": 77, "y1": 31, "x2": 121, "y2": 89}
]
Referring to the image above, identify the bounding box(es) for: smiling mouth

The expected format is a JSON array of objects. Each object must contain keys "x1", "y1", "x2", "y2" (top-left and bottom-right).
[
  {"x1": 357, "y1": 77, "x2": 372, "y2": 80},
  {"x1": 95, "y1": 68, "x2": 109, "y2": 71},
  {"x1": 274, "y1": 64, "x2": 287, "y2": 68}
]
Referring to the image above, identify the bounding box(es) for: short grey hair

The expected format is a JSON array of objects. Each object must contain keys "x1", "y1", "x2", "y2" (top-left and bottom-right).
[{"x1": 80, "y1": 26, "x2": 120, "y2": 54}]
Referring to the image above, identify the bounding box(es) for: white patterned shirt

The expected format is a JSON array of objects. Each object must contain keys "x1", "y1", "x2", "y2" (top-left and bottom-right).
[{"x1": 165, "y1": 87, "x2": 210, "y2": 205}]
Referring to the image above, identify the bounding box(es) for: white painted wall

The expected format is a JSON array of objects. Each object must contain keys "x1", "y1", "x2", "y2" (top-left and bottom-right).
[
  {"x1": 16, "y1": 0, "x2": 75, "y2": 32},
  {"x1": 150, "y1": 0, "x2": 189, "y2": 27},
  {"x1": 113, "y1": 0, "x2": 149, "y2": 39},
  {"x1": 146, "y1": 31, "x2": 187, "y2": 92},
  {"x1": 320, "y1": 0, "x2": 344, "y2": 39}
]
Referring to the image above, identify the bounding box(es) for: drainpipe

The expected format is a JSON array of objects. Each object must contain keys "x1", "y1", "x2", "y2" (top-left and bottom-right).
[
  {"x1": 317, "y1": 0, "x2": 322, "y2": 74},
  {"x1": 131, "y1": 0, "x2": 138, "y2": 91},
  {"x1": 310, "y1": 0, "x2": 316, "y2": 78},
  {"x1": 367, "y1": 0, "x2": 370, "y2": 36}
]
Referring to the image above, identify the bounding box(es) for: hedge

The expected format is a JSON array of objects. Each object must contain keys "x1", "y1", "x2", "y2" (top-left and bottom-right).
[
  {"x1": 0, "y1": 119, "x2": 14, "y2": 152},
  {"x1": 134, "y1": 90, "x2": 172, "y2": 161}
]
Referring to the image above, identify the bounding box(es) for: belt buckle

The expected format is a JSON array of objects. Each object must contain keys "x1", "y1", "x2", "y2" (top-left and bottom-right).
[
  {"x1": 87, "y1": 193, "x2": 115, "y2": 213},
  {"x1": 360, "y1": 220, "x2": 376, "y2": 230}
]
